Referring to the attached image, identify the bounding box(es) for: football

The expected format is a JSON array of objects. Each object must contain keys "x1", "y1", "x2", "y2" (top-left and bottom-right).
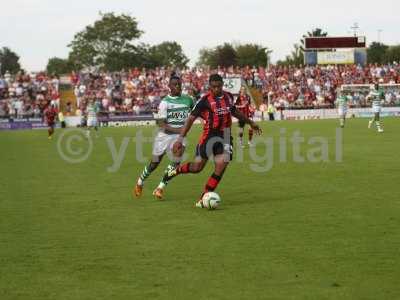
[{"x1": 202, "y1": 192, "x2": 221, "y2": 210}]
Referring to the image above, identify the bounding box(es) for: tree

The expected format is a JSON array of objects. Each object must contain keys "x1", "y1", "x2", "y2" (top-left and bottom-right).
[
  {"x1": 68, "y1": 12, "x2": 143, "y2": 70},
  {"x1": 46, "y1": 57, "x2": 74, "y2": 75},
  {"x1": 196, "y1": 43, "x2": 237, "y2": 68},
  {"x1": 0, "y1": 47, "x2": 21, "y2": 75},
  {"x1": 147, "y1": 41, "x2": 189, "y2": 68},
  {"x1": 197, "y1": 42, "x2": 271, "y2": 68},
  {"x1": 278, "y1": 43, "x2": 304, "y2": 66},
  {"x1": 384, "y1": 45, "x2": 400, "y2": 64},
  {"x1": 215, "y1": 43, "x2": 237, "y2": 67},
  {"x1": 130, "y1": 43, "x2": 153, "y2": 68},
  {"x1": 197, "y1": 47, "x2": 218, "y2": 67},
  {"x1": 367, "y1": 42, "x2": 389, "y2": 64},
  {"x1": 235, "y1": 44, "x2": 271, "y2": 67}
]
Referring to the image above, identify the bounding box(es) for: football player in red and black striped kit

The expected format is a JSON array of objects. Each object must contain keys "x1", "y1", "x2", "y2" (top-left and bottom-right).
[
  {"x1": 44, "y1": 104, "x2": 58, "y2": 139},
  {"x1": 236, "y1": 86, "x2": 255, "y2": 147},
  {"x1": 163, "y1": 74, "x2": 262, "y2": 207}
]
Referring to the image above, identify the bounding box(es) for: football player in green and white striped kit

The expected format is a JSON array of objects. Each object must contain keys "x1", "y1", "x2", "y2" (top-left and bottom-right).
[
  {"x1": 367, "y1": 83, "x2": 384, "y2": 133},
  {"x1": 86, "y1": 99, "x2": 99, "y2": 138},
  {"x1": 133, "y1": 75, "x2": 194, "y2": 200},
  {"x1": 336, "y1": 90, "x2": 349, "y2": 128}
]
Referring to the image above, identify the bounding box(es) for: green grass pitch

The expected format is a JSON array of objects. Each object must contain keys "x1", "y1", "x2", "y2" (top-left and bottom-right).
[{"x1": 1, "y1": 118, "x2": 400, "y2": 299}]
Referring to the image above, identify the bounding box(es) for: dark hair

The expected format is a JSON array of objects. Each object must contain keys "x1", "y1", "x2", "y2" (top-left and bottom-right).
[
  {"x1": 209, "y1": 74, "x2": 223, "y2": 83},
  {"x1": 170, "y1": 75, "x2": 181, "y2": 82},
  {"x1": 170, "y1": 71, "x2": 181, "y2": 82}
]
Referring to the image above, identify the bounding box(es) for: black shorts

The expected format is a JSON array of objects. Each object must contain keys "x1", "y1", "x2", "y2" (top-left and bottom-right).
[
  {"x1": 238, "y1": 120, "x2": 246, "y2": 128},
  {"x1": 196, "y1": 135, "x2": 233, "y2": 161}
]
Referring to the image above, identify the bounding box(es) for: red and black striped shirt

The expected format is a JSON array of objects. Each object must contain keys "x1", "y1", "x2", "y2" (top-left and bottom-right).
[
  {"x1": 45, "y1": 108, "x2": 57, "y2": 124},
  {"x1": 235, "y1": 94, "x2": 251, "y2": 118},
  {"x1": 191, "y1": 91, "x2": 236, "y2": 144}
]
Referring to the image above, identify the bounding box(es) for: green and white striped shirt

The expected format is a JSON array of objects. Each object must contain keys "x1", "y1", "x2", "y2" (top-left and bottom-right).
[
  {"x1": 368, "y1": 89, "x2": 384, "y2": 107},
  {"x1": 336, "y1": 95, "x2": 348, "y2": 109},
  {"x1": 87, "y1": 104, "x2": 98, "y2": 119},
  {"x1": 155, "y1": 95, "x2": 194, "y2": 129}
]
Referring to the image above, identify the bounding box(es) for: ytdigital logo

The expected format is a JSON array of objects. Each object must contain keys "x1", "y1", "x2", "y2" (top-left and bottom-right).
[{"x1": 56, "y1": 127, "x2": 344, "y2": 173}]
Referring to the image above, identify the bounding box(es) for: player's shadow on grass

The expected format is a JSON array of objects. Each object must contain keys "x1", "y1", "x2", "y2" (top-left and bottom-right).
[
  {"x1": 135, "y1": 194, "x2": 228, "y2": 212},
  {"x1": 227, "y1": 191, "x2": 294, "y2": 207}
]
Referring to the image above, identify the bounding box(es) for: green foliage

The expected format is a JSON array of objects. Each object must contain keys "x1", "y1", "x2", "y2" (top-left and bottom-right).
[
  {"x1": 0, "y1": 47, "x2": 21, "y2": 75},
  {"x1": 68, "y1": 12, "x2": 143, "y2": 70},
  {"x1": 100, "y1": 49, "x2": 139, "y2": 72},
  {"x1": 197, "y1": 43, "x2": 270, "y2": 68},
  {"x1": 67, "y1": 13, "x2": 189, "y2": 71},
  {"x1": 130, "y1": 43, "x2": 153, "y2": 68},
  {"x1": 278, "y1": 43, "x2": 304, "y2": 67},
  {"x1": 366, "y1": 43, "x2": 400, "y2": 64},
  {"x1": 46, "y1": 57, "x2": 74, "y2": 75},
  {"x1": 235, "y1": 44, "x2": 271, "y2": 67},
  {"x1": 197, "y1": 47, "x2": 218, "y2": 67},
  {"x1": 384, "y1": 45, "x2": 400, "y2": 64},
  {"x1": 146, "y1": 41, "x2": 189, "y2": 68},
  {"x1": 367, "y1": 42, "x2": 389, "y2": 64},
  {"x1": 215, "y1": 43, "x2": 237, "y2": 67}
]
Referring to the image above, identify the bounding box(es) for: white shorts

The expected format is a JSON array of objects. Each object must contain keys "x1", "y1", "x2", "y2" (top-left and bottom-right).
[
  {"x1": 87, "y1": 118, "x2": 98, "y2": 127},
  {"x1": 372, "y1": 106, "x2": 381, "y2": 114},
  {"x1": 338, "y1": 108, "x2": 347, "y2": 116},
  {"x1": 152, "y1": 132, "x2": 186, "y2": 157}
]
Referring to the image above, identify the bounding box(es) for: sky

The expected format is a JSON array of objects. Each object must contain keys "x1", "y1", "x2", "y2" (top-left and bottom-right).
[{"x1": 1, "y1": 0, "x2": 399, "y2": 71}]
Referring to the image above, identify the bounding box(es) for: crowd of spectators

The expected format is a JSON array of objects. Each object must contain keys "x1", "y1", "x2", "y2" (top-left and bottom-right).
[
  {"x1": 0, "y1": 71, "x2": 60, "y2": 119},
  {"x1": 255, "y1": 64, "x2": 400, "y2": 109},
  {"x1": 1, "y1": 63, "x2": 400, "y2": 119},
  {"x1": 69, "y1": 67, "x2": 242, "y2": 117},
  {"x1": 71, "y1": 64, "x2": 400, "y2": 116}
]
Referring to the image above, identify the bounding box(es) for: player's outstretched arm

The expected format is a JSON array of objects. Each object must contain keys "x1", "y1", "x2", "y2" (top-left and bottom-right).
[
  {"x1": 232, "y1": 110, "x2": 263, "y2": 135},
  {"x1": 172, "y1": 115, "x2": 196, "y2": 155},
  {"x1": 177, "y1": 115, "x2": 196, "y2": 141},
  {"x1": 156, "y1": 119, "x2": 182, "y2": 134}
]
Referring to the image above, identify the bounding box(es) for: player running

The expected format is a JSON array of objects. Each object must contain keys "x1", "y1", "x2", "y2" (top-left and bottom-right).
[
  {"x1": 367, "y1": 83, "x2": 384, "y2": 133},
  {"x1": 134, "y1": 75, "x2": 194, "y2": 200},
  {"x1": 336, "y1": 90, "x2": 349, "y2": 128},
  {"x1": 235, "y1": 86, "x2": 255, "y2": 147},
  {"x1": 44, "y1": 104, "x2": 58, "y2": 139},
  {"x1": 162, "y1": 74, "x2": 262, "y2": 208},
  {"x1": 86, "y1": 99, "x2": 99, "y2": 138}
]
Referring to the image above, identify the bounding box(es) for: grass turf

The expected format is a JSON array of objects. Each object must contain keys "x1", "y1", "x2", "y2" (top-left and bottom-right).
[{"x1": 1, "y1": 118, "x2": 400, "y2": 300}]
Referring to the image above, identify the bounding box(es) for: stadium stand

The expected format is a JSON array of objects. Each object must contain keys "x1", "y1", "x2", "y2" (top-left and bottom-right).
[{"x1": 0, "y1": 64, "x2": 399, "y2": 120}]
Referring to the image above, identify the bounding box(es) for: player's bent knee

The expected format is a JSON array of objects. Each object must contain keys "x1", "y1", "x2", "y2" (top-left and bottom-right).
[
  {"x1": 191, "y1": 165, "x2": 203, "y2": 173},
  {"x1": 191, "y1": 162, "x2": 206, "y2": 173}
]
